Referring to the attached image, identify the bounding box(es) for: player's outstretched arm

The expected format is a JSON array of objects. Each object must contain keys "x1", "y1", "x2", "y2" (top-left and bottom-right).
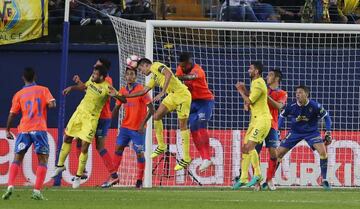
[
  {"x1": 5, "y1": 113, "x2": 16, "y2": 140},
  {"x1": 268, "y1": 96, "x2": 285, "y2": 110},
  {"x1": 112, "y1": 104, "x2": 121, "y2": 120},
  {"x1": 62, "y1": 75, "x2": 87, "y2": 95},
  {"x1": 109, "y1": 86, "x2": 127, "y2": 103},
  {"x1": 125, "y1": 86, "x2": 152, "y2": 98},
  {"x1": 177, "y1": 74, "x2": 197, "y2": 81},
  {"x1": 153, "y1": 68, "x2": 172, "y2": 102},
  {"x1": 138, "y1": 103, "x2": 155, "y2": 134}
]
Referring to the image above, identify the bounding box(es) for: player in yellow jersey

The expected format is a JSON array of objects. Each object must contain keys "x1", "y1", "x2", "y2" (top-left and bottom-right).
[
  {"x1": 233, "y1": 61, "x2": 272, "y2": 189},
  {"x1": 51, "y1": 65, "x2": 126, "y2": 188},
  {"x1": 124, "y1": 58, "x2": 192, "y2": 171}
]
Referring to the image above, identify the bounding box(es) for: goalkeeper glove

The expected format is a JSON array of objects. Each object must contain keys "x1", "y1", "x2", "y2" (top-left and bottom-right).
[{"x1": 324, "y1": 131, "x2": 332, "y2": 146}]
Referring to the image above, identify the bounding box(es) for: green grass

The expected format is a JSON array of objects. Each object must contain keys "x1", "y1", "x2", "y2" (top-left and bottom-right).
[{"x1": 1, "y1": 187, "x2": 359, "y2": 209}]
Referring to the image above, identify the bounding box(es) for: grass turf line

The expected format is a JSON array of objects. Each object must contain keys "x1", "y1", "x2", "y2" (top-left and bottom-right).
[{"x1": 0, "y1": 187, "x2": 359, "y2": 209}]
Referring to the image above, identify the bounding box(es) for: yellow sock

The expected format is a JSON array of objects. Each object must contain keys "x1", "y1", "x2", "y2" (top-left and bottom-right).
[
  {"x1": 58, "y1": 142, "x2": 71, "y2": 167},
  {"x1": 154, "y1": 120, "x2": 165, "y2": 149},
  {"x1": 76, "y1": 152, "x2": 88, "y2": 176},
  {"x1": 240, "y1": 153, "x2": 250, "y2": 183},
  {"x1": 250, "y1": 149, "x2": 261, "y2": 176},
  {"x1": 180, "y1": 129, "x2": 191, "y2": 162}
]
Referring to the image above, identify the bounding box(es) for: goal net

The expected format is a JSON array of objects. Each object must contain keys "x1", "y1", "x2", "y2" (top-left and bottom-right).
[{"x1": 110, "y1": 17, "x2": 360, "y2": 188}]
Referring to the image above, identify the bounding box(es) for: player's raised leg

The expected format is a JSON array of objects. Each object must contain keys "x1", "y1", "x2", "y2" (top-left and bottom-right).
[
  {"x1": 151, "y1": 104, "x2": 169, "y2": 158},
  {"x1": 96, "y1": 120, "x2": 118, "y2": 185},
  {"x1": 52, "y1": 135, "x2": 72, "y2": 177},
  {"x1": 72, "y1": 139, "x2": 91, "y2": 189},
  {"x1": 175, "y1": 116, "x2": 192, "y2": 171}
]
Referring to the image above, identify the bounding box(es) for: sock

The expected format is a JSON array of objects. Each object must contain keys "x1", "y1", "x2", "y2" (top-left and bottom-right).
[
  {"x1": 76, "y1": 141, "x2": 82, "y2": 159},
  {"x1": 266, "y1": 158, "x2": 277, "y2": 182},
  {"x1": 180, "y1": 129, "x2": 191, "y2": 162},
  {"x1": 249, "y1": 149, "x2": 261, "y2": 176},
  {"x1": 113, "y1": 150, "x2": 123, "y2": 171},
  {"x1": 154, "y1": 120, "x2": 165, "y2": 149},
  {"x1": 99, "y1": 149, "x2": 116, "y2": 174},
  {"x1": 76, "y1": 152, "x2": 88, "y2": 176},
  {"x1": 34, "y1": 163, "x2": 47, "y2": 190},
  {"x1": 198, "y1": 128, "x2": 211, "y2": 160},
  {"x1": 8, "y1": 160, "x2": 21, "y2": 186},
  {"x1": 58, "y1": 142, "x2": 71, "y2": 167},
  {"x1": 191, "y1": 130, "x2": 204, "y2": 158},
  {"x1": 320, "y1": 158, "x2": 328, "y2": 180},
  {"x1": 240, "y1": 154, "x2": 250, "y2": 183},
  {"x1": 137, "y1": 157, "x2": 145, "y2": 180}
]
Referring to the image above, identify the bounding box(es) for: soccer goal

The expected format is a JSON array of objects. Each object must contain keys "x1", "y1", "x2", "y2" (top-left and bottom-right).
[{"x1": 109, "y1": 16, "x2": 360, "y2": 188}]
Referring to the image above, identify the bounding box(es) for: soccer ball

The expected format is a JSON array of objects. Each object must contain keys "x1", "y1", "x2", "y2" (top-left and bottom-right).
[{"x1": 126, "y1": 55, "x2": 140, "y2": 69}]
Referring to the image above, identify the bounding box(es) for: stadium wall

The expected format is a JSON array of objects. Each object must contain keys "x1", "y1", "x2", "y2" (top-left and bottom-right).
[{"x1": 0, "y1": 43, "x2": 120, "y2": 128}]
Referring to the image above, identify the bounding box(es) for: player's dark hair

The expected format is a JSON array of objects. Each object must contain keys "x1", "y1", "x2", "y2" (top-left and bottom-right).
[
  {"x1": 137, "y1": 58, "x2": 152, "y2": 66},
  {"x1": 94, "y1": 65, "x2": 108, "y2": 78},
  {"x1": 251, "y1": 61, "x2": 263, "y2": 75},
  {"x1": 179, "y1": 52, "x2": 192, "y2": 62},
  {"x1": 98, "y1": 57, "x2": 111, "y2": 70},
  {"x1": 270, "y1": 68, "x2": 282, "y2": 82},
  {"x1": 23, "y1": 67, "x2": 36, "y2": 82},
  {"x1": 296, "y1": 85, "x2": 310, "y2": 96},
  {"x1": 125, "y1": 67, "x2": 137, "y2": 75}
]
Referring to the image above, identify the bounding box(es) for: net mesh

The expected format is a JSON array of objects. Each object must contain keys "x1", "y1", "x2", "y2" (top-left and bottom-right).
[{"x1": 110, "y1": 16, "x2": 360, "y2": 187}]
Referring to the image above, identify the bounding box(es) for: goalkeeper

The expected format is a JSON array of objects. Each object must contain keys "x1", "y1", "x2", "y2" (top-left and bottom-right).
[{"x1": 277, "y1": 85, "x2": 332, "y2": 190}]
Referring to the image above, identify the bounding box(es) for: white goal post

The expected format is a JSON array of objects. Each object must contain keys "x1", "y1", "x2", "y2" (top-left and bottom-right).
[{"x1": 110, "y1": 16, "x2": 360, "y2": 188}]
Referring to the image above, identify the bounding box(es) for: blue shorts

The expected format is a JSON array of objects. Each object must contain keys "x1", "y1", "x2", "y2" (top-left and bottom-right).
[
  {"x1": 280, "y1": 131, "x2": 323, "y2": 150},
  {"x1": 15, "y1": 131, "x2": 49, "y2": 155},
  {"x1": 96, "y1": 119, "x2": 112, "y2": 137},
  {"x1": 255, "y1": 128, "x2": 279, "y2": 153},
  {"x1": 189, "y1": 99, "x2": 214, "y2": 131},
  {"x1": 264, "y1": 128, "x2": 279, "y2": 148},
  {"x1": 117, "y1": 127, "x2": 145, "y2": 154}
]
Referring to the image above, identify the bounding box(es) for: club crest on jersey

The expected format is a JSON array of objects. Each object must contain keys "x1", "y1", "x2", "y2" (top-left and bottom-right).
[{"x1": 0, "y1": 0, "x2": 20, "y2": 32}]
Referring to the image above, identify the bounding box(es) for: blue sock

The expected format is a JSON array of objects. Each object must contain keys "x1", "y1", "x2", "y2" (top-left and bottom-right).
[{"x1": 320, "y1": 158, "x2": 328, "y2": 180}]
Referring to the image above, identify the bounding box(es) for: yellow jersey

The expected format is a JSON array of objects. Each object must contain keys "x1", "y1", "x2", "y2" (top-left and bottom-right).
[
  {"x1": 337, "y1": 0, "x2": 360, "y2": 16},
  {"x1": 146, "y1": 62, "x2": 188, "y2": 94},
  {"x1": 76, "y1": 78, "x2": 111, "y2": 118},
  {"x1": 249, "y1": 77, "x2": 272, "y2": 121}
]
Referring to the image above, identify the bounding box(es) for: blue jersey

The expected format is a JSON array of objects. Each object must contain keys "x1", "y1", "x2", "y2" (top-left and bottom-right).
[{"x1": 280, "y1": 100, "x2": 329, "y2": 134}]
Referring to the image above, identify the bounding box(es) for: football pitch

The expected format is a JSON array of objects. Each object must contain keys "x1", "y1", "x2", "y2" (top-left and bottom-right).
[{"x1": 1, "y1": 187, "x2": 359, "y2": 209}]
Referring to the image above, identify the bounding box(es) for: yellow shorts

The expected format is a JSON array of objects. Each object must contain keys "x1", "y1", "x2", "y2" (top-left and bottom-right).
[
  {"x1": 244, "y1": 118, "x2": 271, "y2": 144},
  {"x1": 162, "y1": 90, "x2": 191, "y2": 119},
  {"x1": 65, "y1": 109, "x2": 98, "y2": 143}
]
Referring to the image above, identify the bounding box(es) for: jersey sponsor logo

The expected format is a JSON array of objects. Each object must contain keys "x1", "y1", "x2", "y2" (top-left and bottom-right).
[
  {"x1": 296, "y1": 115, "x2": 309, "y2": 122},
  {"x1": 88, "y1": 83, "x2": 103, "y2": 94}
]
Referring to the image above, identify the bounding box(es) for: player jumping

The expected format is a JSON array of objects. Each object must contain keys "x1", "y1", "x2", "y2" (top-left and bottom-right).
[
  {"x1": 124, "y1": 58, "x2": 192, "y2": 171},
  {"x1": 74, "y1": 58, "x2": 118, "y2": 181},
  {"x1": 51, "y1": 65, "x2": 126, "y2": 188},
  {"x1": 233, "y1": 62, "x2": 272, "y2": 189},
  {"x1": 176, "y1": 52, "x2": 215, "y2": 172},
  {"x1": 2, "y1": 68, "x2": 56, "y2": 200},
  {"x1": 277, "y1": 85, "x2": 332, "y2": 190}
]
